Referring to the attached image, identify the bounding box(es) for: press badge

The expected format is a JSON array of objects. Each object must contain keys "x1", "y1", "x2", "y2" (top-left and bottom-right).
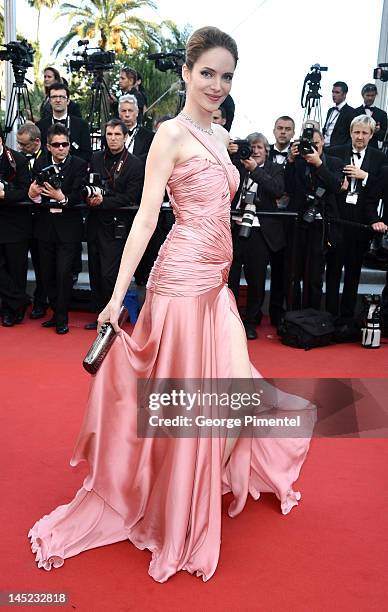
[{"x1": 346, "y1": 192, "x2": 358, "y2": 205}]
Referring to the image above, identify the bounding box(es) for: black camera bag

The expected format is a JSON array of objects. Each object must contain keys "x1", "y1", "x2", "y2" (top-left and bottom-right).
[{"x1": 278, "y1": 309, "x2": 335, "y2": 350}]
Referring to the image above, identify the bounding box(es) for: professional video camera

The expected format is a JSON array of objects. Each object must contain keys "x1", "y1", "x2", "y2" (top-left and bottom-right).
[
  {"x1": 297, "y1": 122, "x2": 315, "y2": 156},
  {"x1": 69, "y1": 40, "x2": 115, "y2": 73},
  {"x1": 35, "y1": 165, "x2": 62, "y2": 190},
  {"x1": 81, "y1": 173, "x2": 107, "y2": 200},
  {"x1": 148, "y1": 49, "x2": 185, "y2": 75},
  {"x1": 303, "y1": 186, "x2": 326, "y2": 224},
  {"x1": 300, "y1": 63, "x2": 328, "y2": 123},
  {"x1": 0, "y1": 39, "x2": 34, "y2": 84},
  {"x1": 232, "y1": 140, "x2": 252, "y2": 161},
  {"x1": 373, "y1": 63, "x2": 388, "y2": 82}
]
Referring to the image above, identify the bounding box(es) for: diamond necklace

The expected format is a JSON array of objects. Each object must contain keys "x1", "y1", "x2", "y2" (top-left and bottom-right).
[{"x1": 179, "y1": 112, "x2": 214, "y2": 135}]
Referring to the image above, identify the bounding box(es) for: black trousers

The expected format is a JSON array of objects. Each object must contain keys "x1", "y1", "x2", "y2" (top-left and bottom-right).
[
  {"x1": 268, "y1": 248, "x2": 286, "y2": 322},
  {"x1": 0, "y1": 241, "x2": 29, "y2": 314},
  {"x1": 87, "y1": 229, "x2": 127, "y2": 314},
  {"x1": 326, "y1": 230, "x2": 369, "y2": 318},
  {"x1": 38, "y1": 239, "x2": 80, "y2": 325},
  {"x1": 29, "y1": 238, "x2": 48, "y2": 309},
  {"x1": 228, "y1": 225, "x2": 270, "y2": 325},
  {"x1": 286, "y1": 220, "x2": 325, "y2": 311}
]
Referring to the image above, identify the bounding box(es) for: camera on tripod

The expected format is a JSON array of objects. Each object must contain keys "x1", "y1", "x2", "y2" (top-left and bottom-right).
[
  {"x1": 373, "y1": 63, "x2": 388, "y2": 82},
  {"x1": 297, "y1": 122, "x2": 315, "y2": 156},
  {"x1": 0, "y1": 40, "x2": 34, "y2": 70},
  {"x1": 35, "y1": 165, "x2": 62, "y2": 190},
  {"x1": 69, "y1": 40, "x2": 115, "y2": 73},
  {"x1": 303, "y1": 186, "x2": 326, "y2": 223},
  {"x1": 81, "y1": 173, "x2": 107, "y2": 200},
  {"x1": 148, "y1": 49, "x2": 185, "y2": 75}
]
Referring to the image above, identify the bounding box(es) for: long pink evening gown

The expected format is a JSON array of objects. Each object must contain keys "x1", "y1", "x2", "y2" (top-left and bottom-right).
[{"x1": 29, "y1": 118, "x2": 314, "y2": 583}]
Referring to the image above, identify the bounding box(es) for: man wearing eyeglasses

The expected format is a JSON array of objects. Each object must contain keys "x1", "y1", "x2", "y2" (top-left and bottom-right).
[
  {"x1": 28, "y1": 124, "x2": 87, "y2": 334},
  {"x1": 36, "y1": 83, "x2": 92, "y2": 162}
]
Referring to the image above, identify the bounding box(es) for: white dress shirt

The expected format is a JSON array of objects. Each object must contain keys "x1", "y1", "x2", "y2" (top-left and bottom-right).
[{"x1": 324, "y1": 100, "x2": 346, "y2": 146}]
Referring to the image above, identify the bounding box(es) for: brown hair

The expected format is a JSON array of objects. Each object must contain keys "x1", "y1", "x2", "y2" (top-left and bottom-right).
[{"x1": 185, "y1": 26, "x2": 238, "y2": 70}]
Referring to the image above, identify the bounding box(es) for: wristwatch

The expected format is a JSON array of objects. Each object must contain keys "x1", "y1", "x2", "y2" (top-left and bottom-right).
[{"x1": 57, "y1": 197, "x2": 68, "y2": 205}]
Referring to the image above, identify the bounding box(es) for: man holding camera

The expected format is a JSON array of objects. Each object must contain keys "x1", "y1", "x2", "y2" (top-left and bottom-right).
[
  {"x1": 28, "y1": 124, "x2": 87, "y2": 334},
  {"x1": 0, "y1": 130, "x2": 31, "y2": 327},
  {"x1": 37, "y1": 83, "x2": 92, "y2": 162},
  {"x1": 325, "y1": 114, "x2": 386, "y2": 318},
  {"x1": 84, "y1": 119, "x2": 144, "y2": 329},
  {"x1": 285, "y1": 127, "x2": 343, "y2": 311},
  {"x1": 228, "y1": 133, "x2": 286, "y2": 339},
  {"x1": 16, "y1": 123, "x2": 49, "y2": 320}
]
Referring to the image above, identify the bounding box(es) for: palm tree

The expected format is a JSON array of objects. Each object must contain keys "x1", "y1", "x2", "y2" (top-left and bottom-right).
[
  {"x1": 27, "y1": 0, "x2": 59, "y2": 44},
  {"x1": 52, "y1": 0, "x2": 160, "y2": 55}
]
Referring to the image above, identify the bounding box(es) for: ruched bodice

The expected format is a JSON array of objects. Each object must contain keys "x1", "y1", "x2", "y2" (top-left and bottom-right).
[{"x1": 147, "y1": 139, "x2": 240, "y2": 297}]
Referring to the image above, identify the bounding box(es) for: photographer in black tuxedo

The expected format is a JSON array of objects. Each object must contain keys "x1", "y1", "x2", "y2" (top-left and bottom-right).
[
  {"x1": 0, "y1": 131, "x2": 31, "y2": 327},
  {"x1": 353, "y1": 83, "x2": 388, "y2": 149},
  {"x1": 326, "y1": 114, "x2": 386, "y2": 318},
  {"x1": 16, "y1": 123, "x2": 48, "y2": 320},
  {"x1": 285, "y1": 128, "x2": 343, "y2": 311},
  {"x1": 28, "y1": 124, "x2": 87, "y2": 334},
  {"x1": 118, "y1": 94, "x2": 154, "y2": 161},
  {"x1": 37, "y1": 83, "x2": 92, "y2": 162},
  {"x1": 323, "y1": 81, "x2": 355, "y2": 148},
  {"x1": 228, "y1": 132, "x2": 286, "y2": 339},
  {"x1": 84, "y1": 119, "x2": 144, "y2": 329}
]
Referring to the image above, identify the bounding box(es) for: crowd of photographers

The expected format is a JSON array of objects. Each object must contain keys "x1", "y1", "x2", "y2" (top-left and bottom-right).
[{"x1": 0, "y1": 69, "x2": 388, "y2": 339}]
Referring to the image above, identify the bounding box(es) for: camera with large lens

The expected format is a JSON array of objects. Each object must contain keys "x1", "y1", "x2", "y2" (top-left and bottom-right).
[
  {"x1": 82, "y1": 173, "x2": 107, "y2": 200},
  {"x1": 302, "y1": 186, "x2": 326, "y2": 223},
  {"x1": 373, "y1": 63, "x2": 388, "y2": 83},
  {"x1": 148, "y1": 49, "x2": 185, "y2": 75},
  {"x1": 35, "y1": 165, "x2": 62, "y2": 190},
  {"x1": 0, "y1": 178, "x2": 9, "y2": 192},
  {"x1": 232, "y1": 140, "x2": 252, "y2": 161},
  {"x1": 69, "y1": 40, "x2": 115, "y2": 73},
  {"x1": 239, "y1": 191, "x2": 257, "y2": 238},
  {"x1": 297, "y1": 122, "x2": 315, "y2": 156},
  {"x1": 361, "y1": 294, "x2": 381, "y2": 348},
  {"x1": 0, "y1": 39, "x2": 34, "y2": 69}
]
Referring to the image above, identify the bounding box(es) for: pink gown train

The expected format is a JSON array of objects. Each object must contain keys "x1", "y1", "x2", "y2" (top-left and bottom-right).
[{"x1": 29, "y1": 119, "x2": 314, "y2": 583}]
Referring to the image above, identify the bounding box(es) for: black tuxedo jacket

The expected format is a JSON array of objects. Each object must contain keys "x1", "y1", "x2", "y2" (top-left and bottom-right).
[
  {"x1": 36, "y1": 114, "x2": 92, "y2": 162},
  {"x1": 284, "y1": 153, "x2": 343, "y2": 218},
  {"x1": 232, "y1": 160, "x2": 286, "y2": 252},
  {"x1": 85, "y1": 149, "x2": 144, "y2": 240},
  {"x1": 329, "y1": 144, "x2": 386, "y2": 232},
  {"x1": 130, "y1": 127, "x2": 154, "y2": 161},
  {"x1": 0, "y1": 148, "x2": 31, "y2": 244},
  {"x1": 323, "y1": 103, "x2": 355, "y2": 147},
  {"x1": 353, "y1": 105, "x2": 388, "y2": 148},
  {"x1": 31, "y1": 154, "x2": 87, "y2": 243}
]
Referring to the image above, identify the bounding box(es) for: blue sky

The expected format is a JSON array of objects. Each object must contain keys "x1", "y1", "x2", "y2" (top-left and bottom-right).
[{"x1": 18, "y1": 0, "x2": 385, "y2": 138}]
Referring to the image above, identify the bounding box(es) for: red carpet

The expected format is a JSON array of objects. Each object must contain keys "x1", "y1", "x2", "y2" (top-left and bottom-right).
[{"x1": 1, "y1": 310, "x2": 387, "y2": 611}]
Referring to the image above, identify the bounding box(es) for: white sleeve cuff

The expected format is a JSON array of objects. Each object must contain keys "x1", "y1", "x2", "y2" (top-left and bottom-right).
[{"x1": 362, "y1": 173, "x2": 369, "y2": 187}]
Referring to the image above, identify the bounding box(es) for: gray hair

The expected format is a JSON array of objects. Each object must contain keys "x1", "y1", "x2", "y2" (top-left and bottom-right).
[
  {"x1": 246, "y1": 132, "x2": 270, "y2": 153},
  {"x1": 118, "y1": 94, "x2": 138, "y2": 110},
  {"x1": 350, "y1": 114, "x2": 376, "y2": 134},
  {"x1": 17, "y1": 122, "x2": 41, "y2": 141}
]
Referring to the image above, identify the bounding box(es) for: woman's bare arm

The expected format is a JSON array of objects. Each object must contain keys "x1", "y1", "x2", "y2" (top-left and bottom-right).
[{"x1": 97, "y1": 121, "x2": 181, "y2": 330}]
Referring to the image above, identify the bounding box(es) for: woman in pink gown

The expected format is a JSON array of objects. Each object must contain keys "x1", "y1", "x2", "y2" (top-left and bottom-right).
[{"x1": 29, "y1": 27, "x2": 314, "y2": 583}]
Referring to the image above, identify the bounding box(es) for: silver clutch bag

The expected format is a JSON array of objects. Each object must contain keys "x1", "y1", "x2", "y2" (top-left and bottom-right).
[{"x1": 83, "y1": 306, "x2": 128, "y2": 374}]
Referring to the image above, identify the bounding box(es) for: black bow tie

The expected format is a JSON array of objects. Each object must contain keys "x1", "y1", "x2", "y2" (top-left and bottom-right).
[
  {"x1": 274, "y1": 150, "x2": 288, "y2": 157},
  {"x1": 352, "y1": 150, "x2": 362, "y2": 159},
  {"x1": 364, "y1": 106, "x2": 374, "y2": 111},
  {"x1": 54, "y1": 118, "x2": 66, "y2": 125},
  {"x1": 128, "y1": 128, "x2": 136, "y2": 137}
]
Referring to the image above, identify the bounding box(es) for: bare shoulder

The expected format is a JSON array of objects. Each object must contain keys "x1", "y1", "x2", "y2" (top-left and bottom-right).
[
  {"x1": 153, "y1": 118, "x2": 187, "y2": 145},
  {"x1": 212, "y1": 123, "x2": 230, "y2": 148}
]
